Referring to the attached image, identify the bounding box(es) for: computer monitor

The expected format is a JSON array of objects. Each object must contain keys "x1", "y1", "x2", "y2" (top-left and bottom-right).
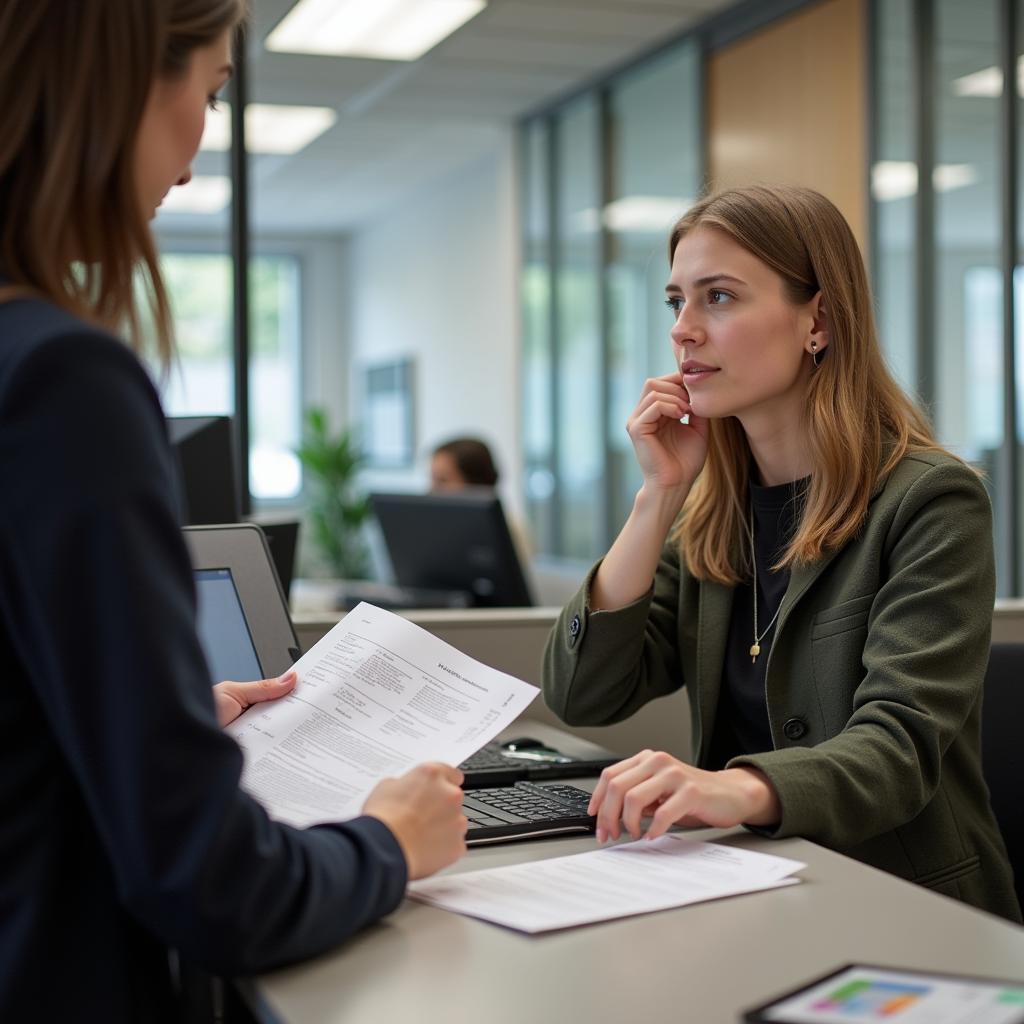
[
  {"x1": 369, "y1": 491, "x2": 533, "y2": 608},
  {"x1": 167, "y1": 415, "x2": 240, "y2": 525}
]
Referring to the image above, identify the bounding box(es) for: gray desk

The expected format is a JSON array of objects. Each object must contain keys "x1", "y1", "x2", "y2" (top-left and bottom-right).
[{"x1": 253, "y1": 723, "x2": 1024, "y2": 1024}]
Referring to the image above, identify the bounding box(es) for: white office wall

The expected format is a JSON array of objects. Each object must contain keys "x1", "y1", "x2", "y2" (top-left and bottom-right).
[
  {"x1": 347, "y1": 132, "x2": 523, "y2": 519},
  {"x1": 296, "y1": 234, "x2": 350, "y2": 433}
]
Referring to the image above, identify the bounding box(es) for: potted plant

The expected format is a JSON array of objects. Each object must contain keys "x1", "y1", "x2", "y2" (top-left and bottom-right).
[{"x1": 296, "y1": 407, "x2": 371, "y2": 579}]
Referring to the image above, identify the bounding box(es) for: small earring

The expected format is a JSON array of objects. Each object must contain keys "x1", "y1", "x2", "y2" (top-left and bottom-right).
[{"x1": 810, "y1": 341, "x2": 820, "y2": 368}]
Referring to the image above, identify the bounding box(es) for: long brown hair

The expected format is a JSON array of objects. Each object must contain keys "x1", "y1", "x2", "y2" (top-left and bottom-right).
[
  {"x1": 0, "y1": 0, "x2": 246, "y2": 365},
  {"x1": 670, "y1": 184, "x2": 943, "y2": 584}
]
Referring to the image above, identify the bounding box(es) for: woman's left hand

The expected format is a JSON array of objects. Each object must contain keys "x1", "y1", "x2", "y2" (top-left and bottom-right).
[
  {"x1": 587, "y1": 750, "x2": 781, "y2": 843},
  {"x1": 213, "y1": 669, "x2": 297, "y2": 727}
]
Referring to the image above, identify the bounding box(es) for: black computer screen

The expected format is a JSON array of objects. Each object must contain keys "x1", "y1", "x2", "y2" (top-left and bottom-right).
[
  {"x1": 194, "y1": 568, "x2": 262, "y2": 682},
  {"x1": 369, "y1": 491, "x2": 533, "y2": 607},
  {"x1": 167, "y1": 415, "x2": 240, "y2": 525}
]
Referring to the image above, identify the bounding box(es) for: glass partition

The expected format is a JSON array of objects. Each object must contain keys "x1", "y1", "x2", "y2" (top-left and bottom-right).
[
  {"x1": 606, "y1": 41, "x2": 701, "y2": 533},
  {"x1": 870, "y1": 0, "x2": 1024, "y2": 594},
  {"x1": 521, "y1": 121, "x2": 557, "y2": 555},
  {"x1": 519, "y1": 42, "x2": 702, "y2": 562},
  {"x1": 934, "y1": 0, "x2": 1005, "y2": 583},
  {"x1": 554, "y1": 97, "x2": 604, "y2": 561},
  {"x1": 871, "y1": 0, "x2": 918, "y2": 395}
]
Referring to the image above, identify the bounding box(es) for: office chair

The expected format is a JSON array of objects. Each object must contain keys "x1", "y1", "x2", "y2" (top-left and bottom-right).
[{"x1": 981, "y1": 643, "x2": 1024, "y2": 913}]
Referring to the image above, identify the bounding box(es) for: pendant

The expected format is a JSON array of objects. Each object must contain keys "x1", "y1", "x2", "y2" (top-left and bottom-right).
[{"x1": 749, "y1": 642, "x2": 760, "y2": 663}]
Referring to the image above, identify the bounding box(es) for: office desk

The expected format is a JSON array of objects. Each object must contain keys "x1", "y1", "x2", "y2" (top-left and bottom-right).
[{"x1": 252, "y1": 725, "x2": 1024, "y2": 1024}]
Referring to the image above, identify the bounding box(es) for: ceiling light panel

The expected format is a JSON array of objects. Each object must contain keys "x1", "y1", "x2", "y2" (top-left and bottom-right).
[
  {"x1": 952, "y1": 59, "x2": 1024, "y2": 98},
  {"x1": 602, "y1": 196, "x2": 693, "y2": 233},
  {"x1": 871, "y1": 161, "x2": 977, "y2": 202},
  {"x1": 201, "y1": 103, "x2": 337, "y2": 155},
  {"x1": 157, "y1": 175, "x2": 232, "y2": 215},
  {"x1": 266, "y1": 0, "x2": 487, "y2": 61}
]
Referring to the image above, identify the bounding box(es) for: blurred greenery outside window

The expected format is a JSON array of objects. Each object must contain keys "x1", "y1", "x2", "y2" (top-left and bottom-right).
[{"x1": 146, "y1": 252, "x2": 303, "y2": 503}]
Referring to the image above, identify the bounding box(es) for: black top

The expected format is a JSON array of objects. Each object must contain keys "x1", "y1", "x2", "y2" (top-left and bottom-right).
[
  {"x1": 0, "y1": 296, "x2": 407, "y2": 1021},
  {"x1": 706, "y1": 477, "x2": 806, "y2": 770}
]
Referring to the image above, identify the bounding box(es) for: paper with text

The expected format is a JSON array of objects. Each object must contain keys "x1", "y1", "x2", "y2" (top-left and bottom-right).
[
  {"x1": 408, "y1": 834, "x2": 805, "y2": 932},
  {"x1": 226, "y1": 602, "x2": 538, "y2": 828}
]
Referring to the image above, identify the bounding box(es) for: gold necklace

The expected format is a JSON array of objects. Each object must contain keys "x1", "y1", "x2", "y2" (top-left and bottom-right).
[{"x1": 748, "y1": 504, "x2": 783, "y2": 663}]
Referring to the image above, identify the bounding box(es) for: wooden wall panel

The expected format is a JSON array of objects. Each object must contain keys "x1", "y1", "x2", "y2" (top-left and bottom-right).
[{"x1": 707, "y1": 0, "x2": 867, "y2": 247}]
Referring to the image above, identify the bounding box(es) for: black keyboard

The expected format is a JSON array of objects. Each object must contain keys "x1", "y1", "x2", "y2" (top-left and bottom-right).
[{"x1": 462, "y1": 782, "x2": 596, "y2": 845}]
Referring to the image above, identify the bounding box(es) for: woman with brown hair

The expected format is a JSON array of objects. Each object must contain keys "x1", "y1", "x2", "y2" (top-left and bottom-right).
[
  {"x1": 430, "y1": 436, "x2": 500, "y2": 491},
  {"x1": 0, "y1": 2, "x2": 466, "y2": 1019},
  {"x1": 543, "y1": 184, "x2": 1021, "y2": 923}
]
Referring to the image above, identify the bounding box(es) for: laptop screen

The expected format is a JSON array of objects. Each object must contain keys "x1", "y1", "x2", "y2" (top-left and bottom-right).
[{"x1": 194, "y1": 567, "x2": 262, "y2": 682}]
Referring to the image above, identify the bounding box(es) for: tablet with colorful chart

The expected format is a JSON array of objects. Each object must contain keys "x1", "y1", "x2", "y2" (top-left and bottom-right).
[{"x1": 743, "y1": 964, "x2": 1024, "y2": 1024}]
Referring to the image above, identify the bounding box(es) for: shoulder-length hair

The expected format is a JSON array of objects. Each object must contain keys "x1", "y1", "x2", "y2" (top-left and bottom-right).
[
  {"x1": 0, "y1": 0, "x2": 246, "y2": 366},
  {"x1": 433, "y1": 437, "x2": 500, "y2": 487},
  {"x1": 671, "y1": 184, "x2": 943, "y2": 584}
]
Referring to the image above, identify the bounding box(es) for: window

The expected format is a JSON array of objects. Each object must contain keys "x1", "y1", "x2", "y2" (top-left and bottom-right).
[
  {"x1": 248, "y1": 255, "x2": 303, "y2": 500},
  {"x1": 149, "y1": 251, "x2": 304, "y2": 503}
]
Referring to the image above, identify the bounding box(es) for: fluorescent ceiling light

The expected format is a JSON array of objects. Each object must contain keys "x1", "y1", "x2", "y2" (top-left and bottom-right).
[
  {"x1": 201, "y1": 103, "x2": 337, "y2": 155},
  {"x1": 871, "y1": 161, "x2": 917, "y2": 201},
  {"x1": 871, "y1": 161, "x2": 977, "y2": 202},
  {"x1": 266, "y1": 0, "x2": 487, "y2": 60},
  {"x1": 953, "y1": 65, "x2": 1004, "y2": 97},
  {"x1": 571, "y1": 197, "x2": 693, "y2": 236},
  {"x1": 602, "y1": 196, "x2": 693, "y2": 233},
  {"x1": 933, "y1": 163, "x2": 977, "y2": 192},
  {"x1": 952, "y1": 59, "x2": 1024, "y2": 97},
  {"x1": 157, "y1": 175, "x2": 231, "y2": 215}
]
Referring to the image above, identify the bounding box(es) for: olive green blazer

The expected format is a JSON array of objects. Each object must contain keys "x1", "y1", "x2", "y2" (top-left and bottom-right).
[{"x1": 543, "y1": 451, "x2": 1021, "y2": 923}]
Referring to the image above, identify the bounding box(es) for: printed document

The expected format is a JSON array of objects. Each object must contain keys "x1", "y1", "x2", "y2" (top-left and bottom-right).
[
  {"x1": 408, "y1": 833, "x2": 805, "y2": 932},
  {"x1": 226, "y1": 602, "x2": 538, "y2": 828}
]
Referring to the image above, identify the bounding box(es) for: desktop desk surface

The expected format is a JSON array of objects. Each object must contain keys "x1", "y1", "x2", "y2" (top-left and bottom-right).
[{"x1": 253, "y1": 724, "x2": 1024, "y2": 1024}]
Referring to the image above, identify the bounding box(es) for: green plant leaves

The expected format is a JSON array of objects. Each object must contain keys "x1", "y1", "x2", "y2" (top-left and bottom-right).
[{"x1": 296, "y1": 407, "x2": 372, "y2": 579}]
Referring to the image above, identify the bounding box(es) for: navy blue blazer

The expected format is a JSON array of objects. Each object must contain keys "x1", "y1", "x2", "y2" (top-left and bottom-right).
[{"x1": 0, "y1": 296, "x2": 407, "y2": 1021}]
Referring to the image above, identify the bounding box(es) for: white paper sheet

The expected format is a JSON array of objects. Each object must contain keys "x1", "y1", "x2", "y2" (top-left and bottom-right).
[
  {"x1": 225, "y1": 602, "x2": 538, "y2": 827},
  {"x1": 408, "y1": 833, "x2": 806, "y2": 932}
]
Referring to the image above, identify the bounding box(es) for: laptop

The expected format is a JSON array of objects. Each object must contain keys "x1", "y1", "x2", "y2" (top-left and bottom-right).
[
  {"x1": 184, "y1": 524, "x2": 600, "y2": 844},
  {"x1": 183, "y1": 523, "x2": 300, "y2": 680}
]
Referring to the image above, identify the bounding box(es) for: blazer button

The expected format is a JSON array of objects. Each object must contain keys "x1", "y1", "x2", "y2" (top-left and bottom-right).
[
  {"x1": 783, "y1": 718, "x2": 807, "y2": 741},
  {"x1": 568, "y1": 613, "x2": 581, "y2": 648}
]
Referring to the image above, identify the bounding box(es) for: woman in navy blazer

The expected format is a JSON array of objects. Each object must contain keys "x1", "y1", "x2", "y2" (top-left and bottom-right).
[{"x1": 0, "y1": 3, "x2": 467, "y2": 1020}]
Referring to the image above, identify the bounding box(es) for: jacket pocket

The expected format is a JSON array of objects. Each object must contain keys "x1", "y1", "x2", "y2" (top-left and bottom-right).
[
  {"x1": 811, "y1": 594, "x2": 873, "y2": 640},
  {"x1": 914, "y1": 854, "x2": 981, "y2": 890}
]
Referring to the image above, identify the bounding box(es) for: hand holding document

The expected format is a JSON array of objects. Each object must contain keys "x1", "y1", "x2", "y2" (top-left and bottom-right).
[
  {"x1": 225, "y1": 603, "x2": 538, "y2": 828},
  {"x1": 408, "y1": 833, "x2": 805, "y2": 933}
]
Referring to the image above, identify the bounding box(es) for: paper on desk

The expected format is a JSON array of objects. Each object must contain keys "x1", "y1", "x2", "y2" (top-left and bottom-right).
[
  {"x1": 225, "y1": 602, "x2": 538, "y2": 828},
  {"x1": 408, "y1": 833, "x2": 805, "y2": 933}
]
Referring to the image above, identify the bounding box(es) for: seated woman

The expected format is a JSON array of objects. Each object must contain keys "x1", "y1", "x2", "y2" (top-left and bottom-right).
[
  {"x1": 542, "y1": 184, "x2": 1021, "y2": 923},
  {"x1": 429, "y1": 435, "x2": 533, "y2": 567},
  {"x1": 429, "y1": 436, "x2": 500, "y2": 492}
]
